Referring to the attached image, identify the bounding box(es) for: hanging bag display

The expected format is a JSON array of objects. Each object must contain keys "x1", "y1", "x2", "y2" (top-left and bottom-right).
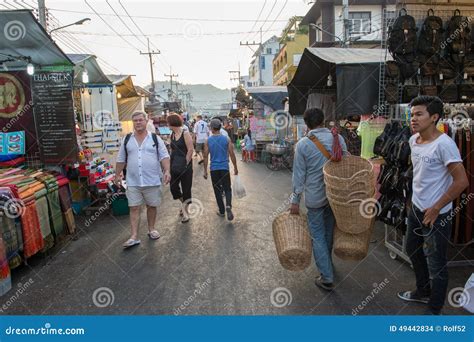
[
  {"x1": 438, "y1": 84, "x2": 459, "y2": 103},
  {"x1": 459, "y1": 83, "x2": 474, "y2": 102},
  {"x1": 445, "y1": 9, "x2": 472, "y2": 64},
  {"x1": 417, "y1": 9, "x2": 443, "y2": 64},
  {"x1": 388, "y1": 8, "x2": 417, "y2": 57}
]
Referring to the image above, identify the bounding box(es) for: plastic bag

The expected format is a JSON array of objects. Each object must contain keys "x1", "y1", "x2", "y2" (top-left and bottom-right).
[{"x1": 233, "y1": 175, "x2": 246, "y2": 199}]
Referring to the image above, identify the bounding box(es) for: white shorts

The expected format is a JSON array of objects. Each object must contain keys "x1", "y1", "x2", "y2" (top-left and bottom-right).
[{"x1": 126, "y1": 186, "x2": 161, "y2": 207}]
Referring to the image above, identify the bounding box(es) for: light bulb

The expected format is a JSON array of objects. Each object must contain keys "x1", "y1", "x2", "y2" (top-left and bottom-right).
[
  {"x1": 26, "y1": 63, "x2": 34, "y2": 75},
  {"x1": 116, "y1": 92, "x2": 122, "y2": 99},
  {"x1": 327, "y1": 75, "x2": 333, "y2": 87},
  {"x1": 82, "y1": 70, "x2": 89, "y2": 83}
]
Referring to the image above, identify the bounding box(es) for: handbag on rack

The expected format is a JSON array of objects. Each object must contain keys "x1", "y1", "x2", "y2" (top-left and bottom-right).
[
  {"x1": 459, "y1": 84, "x2": 474, "y2": 102},
  {"x1": 421, "y1": 84, "x2": 438, "y2": 96},
  {"x1": 402, "y1": 85, "x2": 419, "y2": 103},
  {"x1": 385, "y1": 83, "x2": 399, "y2": 104},
  {"x1": 438, "y1": 84, "x2": 459, "y2": 103}
]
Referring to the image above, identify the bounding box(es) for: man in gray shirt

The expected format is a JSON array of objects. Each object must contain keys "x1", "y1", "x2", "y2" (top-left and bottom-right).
[{"x1": 290, "y1": 108, "x2": 347, "y2": 291}]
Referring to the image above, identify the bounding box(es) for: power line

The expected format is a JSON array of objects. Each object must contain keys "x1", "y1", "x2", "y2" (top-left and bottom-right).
[
  {"x1": 263, "y1": 0, "x2": 289, "y2": 36},
  {"x1": 248, "y1": 0, "x2": 277, "y2": 41},
  {"x1": 47, "y1": 7, "x2": 289, "y2": 22},
  {"x1": 105, "y1": 0, "x2": 148, "y2": 49},
  {"x1": 242, "y1": 0, "x2": 267, "y2": 42},
  {"x1": 83, "y1": 0, "x2": 141, "y2": 52},
  {"x1": 62, "y1": 29, "x2": 280, "y2": 37}
]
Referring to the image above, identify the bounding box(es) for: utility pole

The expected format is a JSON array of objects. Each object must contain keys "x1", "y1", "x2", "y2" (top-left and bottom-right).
[
  {"x1": 140, "y1": 38, "x2": 161, "y2": 102},
  {"x1": 164, "y1": 67, "x2": 178, "y2": 98},
  {"x1": 37, "y1": 0, "x2": 47, "y2": 30},
  {"x1": 342, "y1": 0, "x2": 350, "y2": 47},
  {"x1": 240, "y1": 27, "x2": 263, "y2": 86}
]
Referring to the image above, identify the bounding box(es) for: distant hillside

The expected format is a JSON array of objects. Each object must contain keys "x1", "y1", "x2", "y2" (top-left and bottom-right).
[{"x1": 152, "y1": 81, "x2": 231, "y2": 115}]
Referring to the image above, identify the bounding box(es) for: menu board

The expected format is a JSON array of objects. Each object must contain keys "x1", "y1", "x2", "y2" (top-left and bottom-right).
[{"x1": 32, "y1": 72, "x2": 77, "y2": 164}]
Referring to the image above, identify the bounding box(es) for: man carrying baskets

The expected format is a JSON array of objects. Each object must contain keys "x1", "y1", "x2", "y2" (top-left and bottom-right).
[
  {"x1": 397, "y1": 96, "x2": 468, "y2": 315},
  {"x1": 290, "y1": 108, "x2": 347, "y2": 291}
]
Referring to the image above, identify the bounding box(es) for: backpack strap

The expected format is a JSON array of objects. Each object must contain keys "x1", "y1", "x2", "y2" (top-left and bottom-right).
[
  {"x1": 123, "y1": 133, "x2": 132, "y2": 164},
  {"x1": 308, "y1": 135, "x2": 332, "y2": 159},
  {"x1": 151, "y1": 133, "x2": 161, "y2": 161}
]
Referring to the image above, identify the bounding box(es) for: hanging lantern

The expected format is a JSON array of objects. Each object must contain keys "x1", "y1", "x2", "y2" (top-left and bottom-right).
[
  {"x1": 26, "y1": 63, "x2": 35, "y2": 75},
  {"x1": 82, "y1": 70, "x2": 89, "y2": 83}
]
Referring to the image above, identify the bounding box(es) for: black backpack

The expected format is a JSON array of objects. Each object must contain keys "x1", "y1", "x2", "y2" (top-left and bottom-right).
[
  {"x1": 388, "y1": 8, "x2": 418, "y2": 58},
  {"x1": 445, "y1": 9, "x2": 472, "y2": 63},
  {"x1": 122, "y1": 132, "x2": 162, "y2": 178},
  {"x1": 418, "y1": 9, "x2": 443, "y2": 63}
]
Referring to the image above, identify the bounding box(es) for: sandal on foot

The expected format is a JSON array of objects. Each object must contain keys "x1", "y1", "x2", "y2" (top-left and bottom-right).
[
  {"x1": 123, "y1": 238, "x2": 141, "y2": 248},
  {"x1": 147, "y1": 230, "x2": 161, "y2": 240}
]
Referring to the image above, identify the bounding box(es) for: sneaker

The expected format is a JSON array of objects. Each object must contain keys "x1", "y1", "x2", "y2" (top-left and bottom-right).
[
  {"x1": 226, "y1": 207, "x2": 234, "y2": 221},
  {"x1": 397, "y1": 290, "x2": 430, "y2": 304},
  {"x1": 315, "y1": 275, "x2": 333, "y2": 291},
  {"x1": 217, "y1": 211, "x2": 225, "y2": 217}
]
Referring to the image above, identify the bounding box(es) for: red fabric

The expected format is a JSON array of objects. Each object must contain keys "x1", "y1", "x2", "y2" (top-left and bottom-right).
[
  {"x1": 0, "y1": 157, "x2": 25, "y2": 167},
  {"x1": 331, "y1": 127, "x2": 343, "y2": 162},
  {"x1": 55, "y1": 176, "x2": 69, "y2": 187},
  {"x1": 21, "y1": 201, "x2": 44, "y2": 258}
]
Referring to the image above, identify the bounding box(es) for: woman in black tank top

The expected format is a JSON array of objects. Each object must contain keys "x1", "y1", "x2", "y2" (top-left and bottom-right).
[{"x1": 167, "y1": 114, "x2": 194, "y2": 223}]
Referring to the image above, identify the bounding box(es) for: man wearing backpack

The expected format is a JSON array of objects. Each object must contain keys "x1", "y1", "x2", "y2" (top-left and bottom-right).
[
  {"x1": 290, "y1": 108, "x2": 347, "y2": 291},
  {"x1": 115, "y1": 111, "x2": 171, "y2": 248},
  {"x1": 398, "y1": 96, "x2": 468, "y2": 314}
]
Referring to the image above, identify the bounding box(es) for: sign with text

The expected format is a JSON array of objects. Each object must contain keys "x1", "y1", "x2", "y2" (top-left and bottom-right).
[{"x1": 32, "y1": 72, "x2": 77, "y2": 164}]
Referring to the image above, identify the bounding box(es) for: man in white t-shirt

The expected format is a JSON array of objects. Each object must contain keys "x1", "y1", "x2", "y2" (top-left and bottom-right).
[
  {"x1": 397, "y1": 96, "x2": 468, "y2": 315},
  {"x1": 193, "y1": 115, "x2": 209, "y2": 164}
]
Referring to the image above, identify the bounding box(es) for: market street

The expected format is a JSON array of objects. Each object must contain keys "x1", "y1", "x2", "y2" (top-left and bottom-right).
[{"x1": 2, "y1": 156, "x2": 472, "y2": 316}]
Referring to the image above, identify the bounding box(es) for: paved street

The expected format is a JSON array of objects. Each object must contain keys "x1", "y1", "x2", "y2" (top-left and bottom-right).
[{"x1": 3, "y1": 156, "x2": 472, "y2": 315}]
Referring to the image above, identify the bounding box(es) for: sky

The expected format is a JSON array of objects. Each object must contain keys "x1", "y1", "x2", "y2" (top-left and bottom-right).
[{"x1": 9, "y1": 0, "x2": 311, "y2": 89}]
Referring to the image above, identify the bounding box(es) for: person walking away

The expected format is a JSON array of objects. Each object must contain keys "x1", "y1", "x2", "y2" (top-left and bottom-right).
[
  {"x1": 115, "y1": 111, "x2": 171, "y2": 248},
  {"x1": 243, "y1": 129, "x2": 255, "y2": 162},
  {"x1": 193, "y1": 115, "x2": 209, "y2": 164},
  {"x1": 398, "y1": 96, "x2": 468, "y2": 315},
  {"x1": 290, "y1": 108, "x2": 347, "y2": 291},
  {"x1": 167, "y1": 113, "x2": 194, "y2": 223},
  {"x1": 203, "y1": 119, "x2": 238, "y2": 221}
]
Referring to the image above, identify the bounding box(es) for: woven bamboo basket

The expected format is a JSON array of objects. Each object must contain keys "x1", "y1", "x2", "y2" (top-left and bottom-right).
[
  {"x1": 326, "y1": 195, "x2": 376, "y2": 234},
  {"x1": 323, "y1": 156, "x2": 374, "y2": 190},
  {"x1": 272, "y1": 212, "x2": 312, "y2": 271},
  {"x1": 326, "y1": 187, "x2": 375, "y2": 202},
  {"x1": 333, "y1": 221, "x2": 375, "y2": 261}
]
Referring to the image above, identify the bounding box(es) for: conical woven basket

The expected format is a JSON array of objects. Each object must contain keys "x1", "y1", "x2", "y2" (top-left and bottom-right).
[
  {"x1": 333, "y1": 221, "x2": 375, "y2": 261},
  {"x1": 326, "y1": 195, "x2": 376, "y2": 234},
  {"x1": 323, "y1": 156, "x2": 374, "y2": 190},
  {"x1": 272, "y1": 212, "x2": 312, "y2": 271}
]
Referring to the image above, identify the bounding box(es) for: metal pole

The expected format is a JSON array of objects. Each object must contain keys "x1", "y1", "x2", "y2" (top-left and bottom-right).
[
  {"x1": 38, "y1": 0, "x2": 47, "y2": 30},
  {"x1": 342, "y1": 0, "x2": 349, "y2": 47}
]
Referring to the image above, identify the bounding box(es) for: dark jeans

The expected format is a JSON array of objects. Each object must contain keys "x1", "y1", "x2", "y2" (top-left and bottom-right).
[
  {"x1": 406, "y1": 205, "x2": 452, "y2": 313},
  {"x1": 210, "y1": 169, "x2": 232, "y2": 213},
  {"x1": 170, "y1": 166, "x2": 193, "y2": 202}
]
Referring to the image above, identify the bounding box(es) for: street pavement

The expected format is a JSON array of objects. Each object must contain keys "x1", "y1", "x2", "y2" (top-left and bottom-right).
[{"x1": 3, "y1": 156, "x2": 473, "y2": 315}]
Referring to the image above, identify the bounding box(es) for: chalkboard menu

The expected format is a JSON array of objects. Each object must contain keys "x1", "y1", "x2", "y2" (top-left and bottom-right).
[{"x1": 32, "y1": 71, "x2": 78, "y2": 164}]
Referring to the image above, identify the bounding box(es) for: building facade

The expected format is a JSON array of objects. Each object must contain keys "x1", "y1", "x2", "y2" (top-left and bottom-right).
[
  {"x1": 301, "y1": 0, "x2": 396, "y2": 48},
  {"x1": 248, "y1": 36, "x2": 280, "y2": 87},
  {"x1": 272, "y1": 16, "x2": 308, "y2": 86}
]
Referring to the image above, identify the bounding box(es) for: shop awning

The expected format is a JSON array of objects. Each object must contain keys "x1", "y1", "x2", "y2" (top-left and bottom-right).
[
  {"x1": 0, "y1": 10, "x2": 72, "y2": 69},
  {"x1": 247, "y1": 86, "x2": 288, "y2": 111},
  {"x1": 67, "y1": 54, "x2": 111, "y2": 85},
  {"x1": 107, "y1": 74, "x2": 145, "y2": 121},
  {"x1": 107, "y1": 74, "x2": 139, "y2": 98},
  {"x1": 288, "y1": 47, "x2": 390, "y2": 118}
]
